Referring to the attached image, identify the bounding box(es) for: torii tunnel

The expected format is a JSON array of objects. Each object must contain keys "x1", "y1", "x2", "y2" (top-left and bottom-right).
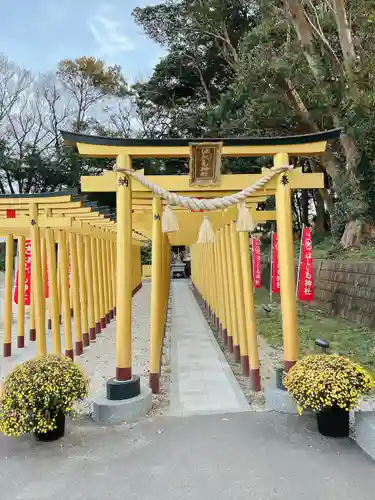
[{"x1": 51, "y1": 128, "x2": 341, "y2": 398}]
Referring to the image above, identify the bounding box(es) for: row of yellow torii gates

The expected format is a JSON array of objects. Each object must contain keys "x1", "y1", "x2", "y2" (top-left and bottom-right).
[
  {"x1": 0, "y1": 194, "x2": 143, "y2": 360},
  {"x1": 1, "y1": 128, "x2": 340, "y2": 400}
]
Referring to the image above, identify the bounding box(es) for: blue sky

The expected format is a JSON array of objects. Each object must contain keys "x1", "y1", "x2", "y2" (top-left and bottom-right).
[{"x1": 0, "y1": 0, "x2": 165, "y2": 82}]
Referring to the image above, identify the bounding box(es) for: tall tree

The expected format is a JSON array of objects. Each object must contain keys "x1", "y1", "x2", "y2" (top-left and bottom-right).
[
  {"x1": 0, "y1": 54, "x2": 32, "y2": 129},
  {"x1": 0, "y1": 56, "x2": 122, "y2": 194},
  {"x1": 280, "y1": 0, "x2": 375, "y2": 245},
  {"x1": 57, "y1": 56, "x2": 128, "y2": 132},
  {"x1": 133, "y1": 0, "x2": 255, "y2": 138}
]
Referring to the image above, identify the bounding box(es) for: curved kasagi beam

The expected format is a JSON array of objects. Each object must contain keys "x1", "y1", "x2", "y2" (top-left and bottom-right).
[
  {"x1": 61, "y1": 129, "x2": 342, "y2": 148},
  {"x1": 61, "y1": 129, "x2": 342, "y2": 158}
]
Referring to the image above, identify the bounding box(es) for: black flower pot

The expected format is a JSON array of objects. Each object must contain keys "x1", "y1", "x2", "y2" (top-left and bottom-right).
[
  {"x1": 34, "y1": 411, "x2": 66, "y2": 442},
  {"x1": 276, "y1": 367, "x2": 286, "y2": 391},
  {"x1": 316, "y1": 406, "x2": 349, "y2": 438}
]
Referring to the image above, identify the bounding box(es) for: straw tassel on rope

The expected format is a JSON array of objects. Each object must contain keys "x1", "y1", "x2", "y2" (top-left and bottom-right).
[
  {"x1": 197, "y1": 216, "x2": 216, "y2": 243},
  {"x1": 162, "y1": 205, "x2": 179, "y2": 233},
  {"x1": 236, "y1": 202, "x2": 255, "y2": 232}
]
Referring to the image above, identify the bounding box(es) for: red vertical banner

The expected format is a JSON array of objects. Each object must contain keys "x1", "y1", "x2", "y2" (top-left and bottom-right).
[
  {"x1": 271, "y1": 233, "x2": 280, "y2": 294},
  {"x1": 252, "y1": 237, "x2": 262, "y2": 288},
  {"x1": 14, "y1": 268, "x2": 19, "y2": 304},
  {"x1": 14, "y1": 239, "x2": 50, "y2": 304},
  {"x1": 297, "y1": 226, "x2": 314, "y2": 301},
  {"x1": 14, "y1": 239, "x2": 32, "y2": 305}
]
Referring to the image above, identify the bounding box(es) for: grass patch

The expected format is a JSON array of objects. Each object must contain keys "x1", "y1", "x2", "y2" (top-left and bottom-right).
[
  {"x1": 309, "y1": 235, "x2": 375, "y2": 261},
  {"x1": 264, "y1": 233, "x2": 375, "y2": 262},
  {"x1": 314, "y1": 245, "x2": 375, "y2": 261},
  {"x1": 254, "y1": 288, "x2": 375, "y2": 375}
]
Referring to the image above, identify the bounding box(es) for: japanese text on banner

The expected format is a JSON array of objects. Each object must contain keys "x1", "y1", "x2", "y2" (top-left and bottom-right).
[
  {"x1": 252, "y1": 237, "x2": 262, "y2": 288},
  {"x1": 271, "y1": 233, "x2": 280, "y2": 294},
  {"x1": 297, "y1": 227, "x2": 314, "y2": 301},
  {"x1": 14, "y1": 239, "x2": 32, "y2": 306},
  {"x1": 14, "y1": 239, "x2": 50, "y2": 305}
]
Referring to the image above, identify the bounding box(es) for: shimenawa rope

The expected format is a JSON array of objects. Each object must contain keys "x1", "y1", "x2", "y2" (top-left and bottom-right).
[
  {"x1": 115, "y1": 163, "x2": 292, "y2": 241},
  {"x1": 113, "y1": 164, "x2": 293, "y2": 211}
]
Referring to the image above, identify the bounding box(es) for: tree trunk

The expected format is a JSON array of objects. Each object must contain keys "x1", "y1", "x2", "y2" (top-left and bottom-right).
[
  {"x1": 309, "y1": 159, "x2": 335, "y2": 216},
  {"x1": 292, "y1": 193, "x2": 301, "y2": 230},
  {"x1": 283, "y1": 0, "x2": 325, "y2": 81},
  {"x1": 187, "y1": 56, "x2": 212, "y2": 107},
  {"x1": 320, "y1": 150, "x2": 340, "y2": 184},
  {"x1": 314, "y1": 190, "x2": 326, "y2": 233},
  {"x1": 282, "y1": 0, "x2": 360, "y2": 182},
  {"x1": 284, "y1": 0, "x2": 365, "y2": 248},
  {"x1": 339, "y1": 130, "x2": 362, "y2": 184},
  {"x1": 5, "y1": 170, "x2": 14, "y2": 194},
  {"x1": 331, "y1": 0, "x2": 356, "y2": 75},
  {"x1": 340, "y1": 220, "x2": 363, "y2": 248},
  {"x1": 281, "y1": 78, "x2": 341, "y2": 183},
  {"x1": 301, "y1": 189, "x2": 309, "y2": 226}
]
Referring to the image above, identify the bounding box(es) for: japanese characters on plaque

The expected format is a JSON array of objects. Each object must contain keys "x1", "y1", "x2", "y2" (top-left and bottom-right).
[
  {"x1": 189, "y1": 142, "x2": 222, "y2": 186},
  {"x1": 297, "y1": 227, "x2": 314, "y2": 301}
]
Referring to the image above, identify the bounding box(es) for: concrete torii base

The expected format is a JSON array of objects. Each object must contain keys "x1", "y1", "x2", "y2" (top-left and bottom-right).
[
  {"x1": 264, "y1": 386, "x2": 298, "y2": 414},
  {"x1": 91, "y1": 375, "x2": 153, "y2": 425},
  {"x1": 355, "y1": 411, "x2": 375, "y2": 461}
]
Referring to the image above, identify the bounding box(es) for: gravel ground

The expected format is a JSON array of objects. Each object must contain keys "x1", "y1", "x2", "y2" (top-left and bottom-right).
[
  {"x1": 73, "y1": 282, "x2": 171, "y2": 417},
  {"x1": 75, "y1": 283, "x2": 152, "y2": 408},
  {"x1": 0, "y1": 279, "x2": 172, "y2": 417},
  {"x1": 148, "y1": 291, "x2": 172, "y2": 417}
]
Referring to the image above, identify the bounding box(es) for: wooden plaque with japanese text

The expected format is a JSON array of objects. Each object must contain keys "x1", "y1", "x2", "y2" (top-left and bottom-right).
[{"x1": 189, "y1": 142, "x2": 222, "y2": 186}]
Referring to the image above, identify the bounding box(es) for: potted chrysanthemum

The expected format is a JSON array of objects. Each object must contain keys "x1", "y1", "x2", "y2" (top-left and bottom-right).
[
  {"x1": 0, "y1": 355, "x2": 88, "y2": 441},
  {"x1": 284, "y1": 354, "x2": 373, "y2": 437}
]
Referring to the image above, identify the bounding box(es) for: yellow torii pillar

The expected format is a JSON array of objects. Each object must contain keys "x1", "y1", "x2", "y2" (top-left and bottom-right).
[
  {"x1": 149, "y1": 197, "x2": 163, "y2": 394},
  {"x1": 115, "y1": 155, "x2": 133, "y2": 381},
  {"x1": 105, "y1": 154, "x2": 141, "y2": 402},
  {"x1": 275, "y1": 153, "x2": 299, "y2": 371}
]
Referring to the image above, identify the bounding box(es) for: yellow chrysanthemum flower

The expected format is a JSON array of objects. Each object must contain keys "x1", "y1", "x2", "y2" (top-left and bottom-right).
[
  {"x1": 284, "y1": 354, "x2": 373, "y2": 414},
  {"x1": 0, "y1": 354, "x2": 88, "y2": 437}
]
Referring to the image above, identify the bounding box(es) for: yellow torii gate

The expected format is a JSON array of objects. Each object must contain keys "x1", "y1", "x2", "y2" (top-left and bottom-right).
[{"x1": 62, "y1": 128, "x2": 340, "y2": 399}]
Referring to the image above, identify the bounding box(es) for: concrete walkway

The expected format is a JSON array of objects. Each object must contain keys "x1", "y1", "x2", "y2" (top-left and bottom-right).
[
  {"x1": 169, "y1": 280, "x2": 249, "y2": 416},
  {"x1": 1, "y1": 412, "x2": 374, "y2": 500}
]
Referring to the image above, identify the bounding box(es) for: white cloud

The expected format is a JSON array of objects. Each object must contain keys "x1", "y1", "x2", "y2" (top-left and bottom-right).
[{"x1": 88, "y1": 12, "x2": 135, "y2": 60}]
